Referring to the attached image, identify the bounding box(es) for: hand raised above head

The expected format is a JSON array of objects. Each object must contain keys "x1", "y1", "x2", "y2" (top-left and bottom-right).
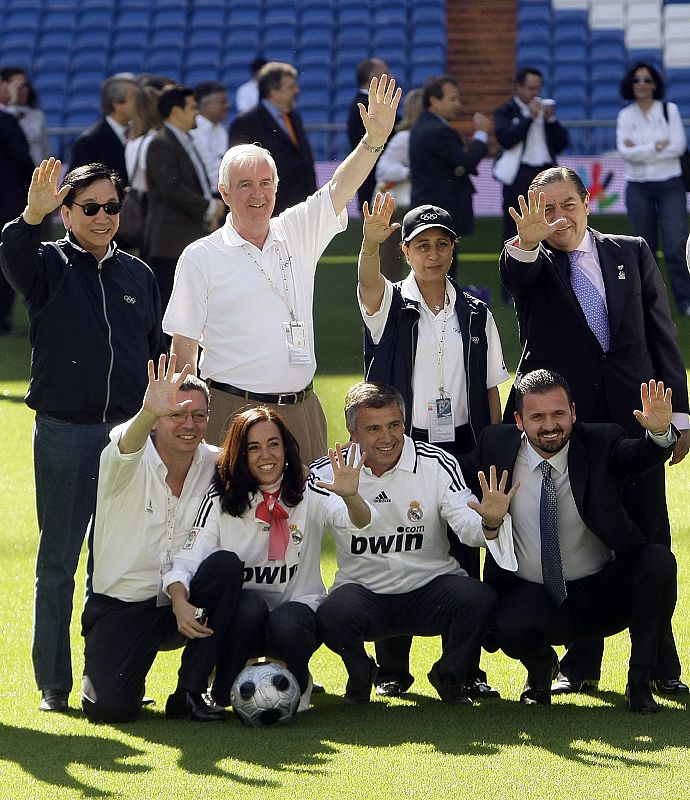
[
  {"x1": 25, "y1": 158, "x2": 71, "y2": 224},
  {"x1": 363, "y1": 192, "x2": 400, "y2": 245},
  {"x1": 508, "y1": 189, "x2": 566, "y2": 251},
  {"x1": 142, "y1": 353, "x2": 194, "y2": 419},
  {"x1": 358, "y1": 74, "x2": 402, "y2": 148}
]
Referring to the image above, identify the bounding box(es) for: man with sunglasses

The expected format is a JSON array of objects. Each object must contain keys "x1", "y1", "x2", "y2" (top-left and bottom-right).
[{"x1": 0, "y1": 157, "x2": 166, "y2": 712}]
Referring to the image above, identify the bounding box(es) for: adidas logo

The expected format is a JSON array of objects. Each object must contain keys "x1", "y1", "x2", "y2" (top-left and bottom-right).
[{"x1": 372, "y1": 491, "x2": 392, "y2": 503}]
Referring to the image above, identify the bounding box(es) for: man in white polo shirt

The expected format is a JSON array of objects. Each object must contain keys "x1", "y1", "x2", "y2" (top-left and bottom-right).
[
  {"x1": 312, "y1": 381, "x2": 518, "y2": 705},
  {"x1": 165, "y1": 75, "x2": 402, "y2": 463},
  {"x1": 81, "y1": 355, "x2": 242, "y2": 723}
]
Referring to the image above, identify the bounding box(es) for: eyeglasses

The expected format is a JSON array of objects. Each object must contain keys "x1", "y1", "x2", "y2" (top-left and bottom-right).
[
  {"x1": 632, "y1": 77, "x2": 654, "y2": 85},
  {"x1": 169, "y1": 411, "x2": 209, "y2": 424},
  {"x1": 72, "y1": 201, "x2": 122, "y2": 216}
]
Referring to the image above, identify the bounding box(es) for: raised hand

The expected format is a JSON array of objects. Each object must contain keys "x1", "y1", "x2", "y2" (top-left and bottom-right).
[
  {"x1": 315, "y1": 443, "x2": 365, "y2": 498},
  {"x1": 363, "y1": 192, "x2": 400, "y2": 245},
  {"x1": 466, "y1": 465, "x2": 520, "y2": 536},
  {"x1": 633, "y1": 380, "x2": 672, "y2": 434},
  {"x1": 358, "y1": 74, "x2": 402, "y2": 147},
  {"x1": 508, "y1": 189, "x2": 566, "y2": 250},
  {"x1": 142, "y1": 353, "x2": 194, "y2": 420},
  {"x1": 25, "y1": 158, "x2": 71, "y2": 223}
]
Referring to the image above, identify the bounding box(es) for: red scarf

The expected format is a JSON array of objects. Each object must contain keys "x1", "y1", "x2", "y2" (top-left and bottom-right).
[{"x1": 256, "y1": 490, "x2": 290, "y2": 561}]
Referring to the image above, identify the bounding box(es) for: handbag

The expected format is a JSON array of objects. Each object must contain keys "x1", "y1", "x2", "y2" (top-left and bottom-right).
[
  {"x1": 117, "y1": 138, "x2": 147, "y2": 248},
  {"x1": 662, "y1": 102, "x2": 690, "y2": 192}
]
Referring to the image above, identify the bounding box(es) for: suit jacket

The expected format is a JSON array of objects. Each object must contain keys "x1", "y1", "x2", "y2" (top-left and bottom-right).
[
  {"x1": 69, "y1": 118, "x2": 128, "y2": 185},
  {"x1": 229, "y1": 103, "x2": 317, "y2": 215},
  {"x1": 409, "y1": 110, "x2": 488, "y2": 235},
  {"x1": 493, "y1": 98, "x2": 569, "y2": 178},
  {"x1": 0, "y1": 110, "x2": 34, "y2": 224},
  {"x1": 144, "y1": 126, "x2": 209, "y2": 261},
  {"x1": 462, "y1": 421, "x2": 674, "y2": 588},
  {"x1": 500, "y1": 230, "x2": 689, "y2": 433}
]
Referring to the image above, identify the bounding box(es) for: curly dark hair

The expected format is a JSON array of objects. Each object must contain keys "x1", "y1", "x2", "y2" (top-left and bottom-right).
[
  {"x1": 214, "y1": 407, "x2": 305, "y2": 517},
  {"x1": 620, "y1": 62, "x2": 665, "y2": 102}
]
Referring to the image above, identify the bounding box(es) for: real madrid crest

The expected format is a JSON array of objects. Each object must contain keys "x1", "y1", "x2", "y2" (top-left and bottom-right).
[
  {"x1": 290, "y1": 524, "x2": 303, "y2": 544},
  {"x1": 407, "y1": 500, "x2": 423, "y2": 522}
]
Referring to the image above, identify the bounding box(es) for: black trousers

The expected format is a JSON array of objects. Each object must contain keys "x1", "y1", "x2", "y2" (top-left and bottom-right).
[
  {"x1": 210, "y1": 590, "x2": 319, "y2": 706},
  {"x1": 81, "y1": 551, "x2": 243, "y2": 722},
  {"x1": 317, "y1": 575, "x2": 497, "y2": 695},
  {"x1": 374, "y1": 426, "x2": 486, "y2": 689},
  {"x1": 493, "y1": 544, "x2": 677, "y2": 687}
]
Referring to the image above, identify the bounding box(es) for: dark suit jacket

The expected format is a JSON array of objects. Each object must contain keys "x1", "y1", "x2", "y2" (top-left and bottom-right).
[
  {"x1": 462, "y1": 422, "x2": 674, "y2": 588},
  {"x1": 0, "y1": 110, "x2": 34, "y2": 224},
  {"x1": 69, "y1": 118, "x2": 128, "y2": 185},
  {"x1": 409, "y1": 110, "x2": 488, "y2": 235},
  {"x1": 493, "y1": 98, "x2": 569, "y2": 178},
  {"x1": 144, "y1": 126, "x2": 209, "y2": 261},
  {"x1": 229, "y1": 103, "x2": 317, "y2": 215},
  {"x1": 500, "y1": 230, "x2": 689, "y2": 433}
]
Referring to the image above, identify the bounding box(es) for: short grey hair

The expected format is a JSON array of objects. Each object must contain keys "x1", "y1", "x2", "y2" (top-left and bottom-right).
[
  {"x1": 344, "y1": 381, "x2": 406, "y2": 433},
  {"x1": 218, "y1": 143, "x2": 279, "y2": 190},
  {"x1": 100, "y1": 73, "x2": 136, "y2": 115}
]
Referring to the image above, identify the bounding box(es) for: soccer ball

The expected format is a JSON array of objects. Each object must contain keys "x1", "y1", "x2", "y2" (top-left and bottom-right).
[{"x1": 230, "y1": 662, "x2": 301, "y2": 727}]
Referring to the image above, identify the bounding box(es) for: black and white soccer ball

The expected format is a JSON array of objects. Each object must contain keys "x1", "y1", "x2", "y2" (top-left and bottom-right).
[{"x1": 230, "y1": 662, "x2": 300, "y2": 727}]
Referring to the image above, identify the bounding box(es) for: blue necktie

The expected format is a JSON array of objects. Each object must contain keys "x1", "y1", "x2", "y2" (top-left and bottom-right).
[
  {"x1": 568, "y1": 250, "x2": 610, "y2": 352},
  {"x1": 539, "y1": 460, "x2": 567, "y2": 607}
]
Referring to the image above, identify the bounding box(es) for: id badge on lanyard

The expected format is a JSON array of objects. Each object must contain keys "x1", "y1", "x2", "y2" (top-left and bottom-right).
[
  {"x1": 428, "y1": 395, "x2": 455, "y2": 443},
  {"x1": 284, "y1": 320, "x2": 313, "y2": 365}
]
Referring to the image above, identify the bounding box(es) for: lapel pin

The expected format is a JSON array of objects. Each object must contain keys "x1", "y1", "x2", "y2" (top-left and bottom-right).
[{"x1": 617, "y1": 265, "x2": 626, "y2": 280}]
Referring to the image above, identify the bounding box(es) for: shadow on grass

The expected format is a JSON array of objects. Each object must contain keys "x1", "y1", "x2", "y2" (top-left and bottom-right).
[
  {"x1": 115, "y1": 689, "x2": 688, "y2": 786},
  {"x1": 0, "y1": 720, "x2": 148, "y2": 797}
]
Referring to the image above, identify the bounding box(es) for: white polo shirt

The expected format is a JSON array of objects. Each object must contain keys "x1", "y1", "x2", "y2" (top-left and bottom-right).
[
  {"x1": 163, "y1": 186, "x2": 347, "y2": 393},
  {"x1": 360, "y1": 275, "x2": 510, "y2": 428},
  {"x1": 92, "y1": 426, "x2": 219, "y2": 602},
  {"x1": 311, "y1": 437, "x2": 516, "y2": 595}
]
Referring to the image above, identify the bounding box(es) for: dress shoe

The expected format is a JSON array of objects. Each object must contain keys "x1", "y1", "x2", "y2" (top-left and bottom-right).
[
  {"x1": 467, "y1": 677, "x2": 501, "y2": 699},
  {"x1": 626, "y1": 681, "x2": 660, "y2": 713},
  {"x1": 652, "y1": 678, "x2": 689, "y2": 696},
  {"x1": 39, "y1": 689, "x2": 69, "y2": 712},
  {"x1": 428, "y1": 664, "x2": 473, "y2": 706},
  {"x1": 520, "y1": 686, "x2": 551, "y2": 705},
  {"x1": 344, "y1": 656, "x2": 378, "y2": 705},
  {"x1": 375, "y1": 680, "x2": 403, "y2": 697},
  {"x1": 551, "y1": 673, "x2": 599, "y2": 695},
  {"x1": 165, "y1": 689, "x2": 226, "y2": 722}
]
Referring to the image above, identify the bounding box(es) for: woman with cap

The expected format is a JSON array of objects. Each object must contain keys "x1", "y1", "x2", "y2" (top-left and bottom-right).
[{"x1": 357, "y1": 192, "x2": 510, "y2": 699}]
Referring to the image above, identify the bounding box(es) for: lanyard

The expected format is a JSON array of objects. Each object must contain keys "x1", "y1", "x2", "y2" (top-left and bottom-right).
[
  {"x1": 427, "y1": 290, "x2": 450, "y2": 398},
  {"x1": 242, "y1": 241, "x2": 297, "y2": 322}
]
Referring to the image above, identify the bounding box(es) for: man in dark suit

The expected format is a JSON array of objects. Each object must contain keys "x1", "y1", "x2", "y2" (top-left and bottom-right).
[
  {"x1": 145, "y1": 85, "x2": 226, "y2": 311},
  {"x1": 500, "y1": 167, "x2": 689, "y2": 695},
  {"x1": 347, "y1": 57, "x2": 390, "y2": 213},
  {"x1": 69, "y1": 74, "x2": 136, "y2": 184},
  {"x1": 494, "y1": 67, "x2": 569, "y2": 245},
  {"x1": 229, "y1": 62, "x2": 316, "y2": 216},
  {"x1": 410, "y1": 75, "x2": 489, "y2": 240},
  {"x1": 0, "y1": 107, "x2": 34, "y2": 332},
  {"x1": 464, "y1": 370, "x2": 678, "y2": 712}
]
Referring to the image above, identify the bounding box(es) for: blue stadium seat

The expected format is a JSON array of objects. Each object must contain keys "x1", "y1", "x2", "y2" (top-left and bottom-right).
[
  {"x1": 114, "y1": 11, "x2": 151, "y2": 32},
  {"x1": 373, "y1": 28, "x2": 408, "y2": 49},
  {"x1": 79, "y1": 10, "x2": 115, "y2": 30},
  {"x1": 263, "y1": 47, "x2": 299, "y2": 64},
  {"x1": 554, "y1": 102, "x2": 588, "y2": 120},
  {"x1": 33, "y1": 54, "x2": 72, "y2": 75},
  {"x1": 298, "y1": 28, "x2": 335, "y2": 49},
  {"x1": 516, "y1": 24, "x2": 550, "y2": 49},
  {"x1": 410, "y1": 63, "x2": 445, "y2": 86},
  {"x1": 113, "y1": 30, "x2": 149, "y2": 50},
  {"x1": 298, "y1": 48, "x2": 335, "y2": 69},
  {"x1": 411, "y1": 44, "x2": 446, "y2": 65},
  {"x1": 146, "y1": 51, "x2": 183, "y2": 73},
  {"x1": 66, "y1": 108, "x2": 99, "y2": 129},
  {"x1": 558, "y1": 44, "x2": 587, "y2": 64},
  {"x1": 74, "y1": 31, "x2": 111, "y2": 50},
  {"x1": 70, "y1": 73, "x2": 106, "y2": 94},
  {"x1": 591, "y1": 61, "x2": 625, "y2": 86},
  {"x1": 409, "y1": 22, "x2": 441, "y2": 45},
  {"x1": 410, "y1": 6, "x2": 445, "y2": 27},
  {"x1": 553, "y1": 85, "x2": 588, "y2": 108},
  {"x1": 300, "y1": 8, "x2": 336, "y2": 28},
  {"x1": 150, "y1": 30, "x2": 186, "y2": 49},
  {"x1": 590, "y1": 84, "x2": 622, "y2": 106},
  {"x1": 109, "y1": 51, "x2": 147, "y2": 75},
  {"x1": 4, "y1": 12, "x2": 41, "y2": 32},
  {"x1": 626, "y1": 50, "x2": 662, "y2": 70},
  {"x1": 590, "y1": 101, "x2": 624, "y2": 120},
  {"x1": 262, "y1": 23, "x2": 298, "y2": 49},
  {"x1": 71, "y1": 52, "x2": 109, "y2": 72},
  {"x1": 189, "y1": 29, "x2": 224, "y2": 49},
  {"x1": 186, "y1": 49, "x2": 222, "y2": 69},
  {"x1": 184, "y1": 67, "x2": 222, "y2": 86},
  {"x1": 517, "y1": 4, "x2": 551, "y2": 27},
  {"x1": 226, "y1": 26, "x2": 262, "y2": 50},
  {"x1": 552, "y1": 64, "x2": 588, "y2": 86},
  {"x1": 190, "y1": 9, "x2": 224, "y2": 28}
]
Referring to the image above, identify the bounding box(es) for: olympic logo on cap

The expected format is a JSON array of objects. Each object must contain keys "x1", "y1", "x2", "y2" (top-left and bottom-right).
[{"x1": 419, "y1": 212, "x2": 438, "y2": 220}]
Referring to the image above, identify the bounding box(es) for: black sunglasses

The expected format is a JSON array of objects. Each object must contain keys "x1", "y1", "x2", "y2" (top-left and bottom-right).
[
  {"x1": 72, "y1": 201, "x2": 122, "y2": 216},
  {"x1": 632, "y1": 77, "x2": 654, "y2": 85}
]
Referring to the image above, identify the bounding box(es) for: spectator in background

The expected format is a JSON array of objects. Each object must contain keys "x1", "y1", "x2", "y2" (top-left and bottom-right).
[
  {"x1": 494, "y1": 68, "x2": 568, "y2": 251},
  {"x1": 348, "y1": 58, "x2": 391, "y2": 214},
  {"x1": 145, "y1": 85, "x2": 226, "y2": 311},
  {"x1": 229, "y1": 62, "x2": 317, "y2": 216},
  {"x1": 373, "y1": 87, "x2": 423, "y2": 280},
  {"x1": 617, "y1": 62, "x2": 690, "y2": 317},
  {"x1": 70, "y1": 73, "x2": 137, "y2": 185},
  {"x1": 410, "y1": 75, "x2": 489, "y2": 278},
  {"x1": 235, "y1": 56, "x2": 267, "y2": 115},
  {"x1": 190, "y1": 81, "x2": 230, "y2": 195},
  {"x1": 2, "y1": 67, "x2": 50, "y2": 166}
]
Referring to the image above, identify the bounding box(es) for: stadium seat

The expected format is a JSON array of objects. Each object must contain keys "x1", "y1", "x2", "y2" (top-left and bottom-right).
[
  {"x1": 590, "y1": 100, "x2": 624, "y2": 120},
  {"x1": 114, "y1": 11, "x2": 151, "y2": 32},
  {"x1": 71, "y1": 52, "x2": 109, "y2": 72},
  {"x1": 626, "y1": 21, "x2": 662, "y2": 49},
  {"x1": 79, "y1": 10, "x2": 115, "y2": 30},
  {"x1": 664, "y1": 41, "x2": 690, "y2": 69},
  {"x1": 517, "y1": 4, "x2": 552, "y2": 27},
  {"x1": 589, "y1": 2, "x2": 625, "y2": 30},
  {"x1": 627, "y1": 48, "x2": 662, "y2": 69},
  {"x1": 109, "y1": 51, "x2": 147, "y2": 75},
  {"x1": 410, "y1": 64, "x2": 445, "y2": 86}
]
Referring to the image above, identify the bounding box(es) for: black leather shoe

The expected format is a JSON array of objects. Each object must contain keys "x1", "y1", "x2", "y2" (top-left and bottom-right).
[
  {"x1": 375, "y1": 680, "x2": 403, "y2": 697},
  {"x1": 344, "y1": 656, "x2": 378, "y2": 705},
  {"x1": 467, "y1": 677, "x2": 501, "y2": 699},
  {"x1": 626, "y1": 681, "x2": 660, "y2": 713},
  {"x1": 652, "y1": 678, "x2": 689, "y2": 696},
  {"x1": 551, "y1": 674, "x2": 599, "y2": 695},
  {"x1": 165, "y1": 689, "x2": 226, "y2": 722},
  {"x1": 520, "y1": 686, "x2": 551, "y2": 705},
  {"x1": 39, "y1": 689, "x2": 69, "y2": 712},
  {"x1": 428, "y1": 664, "x2": 473, "y2": 706}
]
